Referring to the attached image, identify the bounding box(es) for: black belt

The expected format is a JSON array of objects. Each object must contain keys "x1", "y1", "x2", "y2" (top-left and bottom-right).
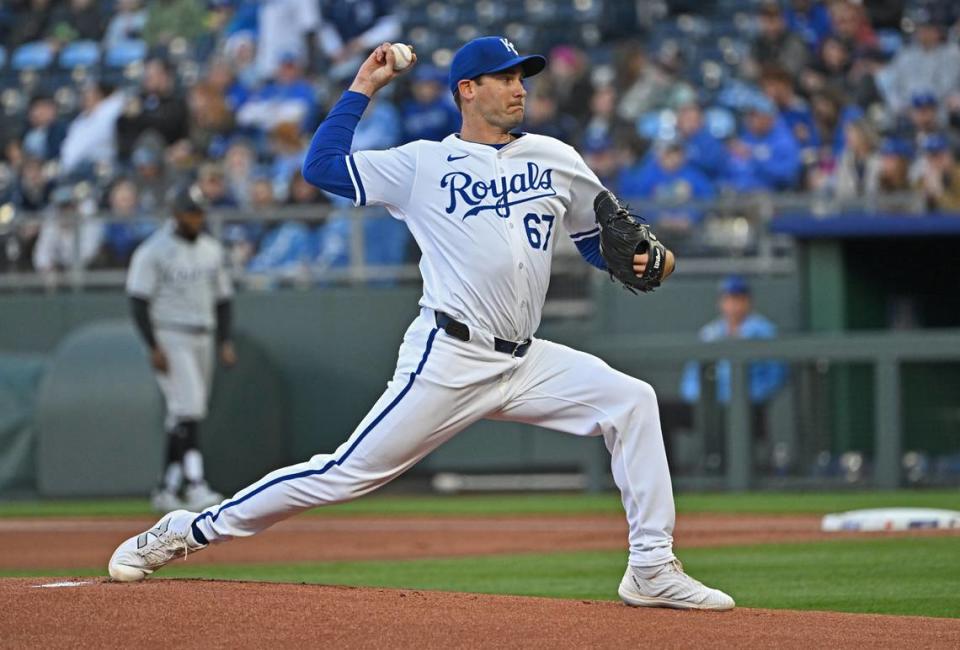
[
  {"x1": 434, "y1": 311, "x2": 532, "y2": 358},
  {"x1": 155, "y1": 322, "x2": 213, "y2": 335}
]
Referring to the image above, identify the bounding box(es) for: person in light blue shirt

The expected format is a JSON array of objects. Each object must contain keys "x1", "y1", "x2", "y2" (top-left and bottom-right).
[
  {"x1": 724, "y1": 96, "x2": 801, "y2": 192},
  {"x1": 681, "y1": 275, "x2": 787, "y2": 405}
]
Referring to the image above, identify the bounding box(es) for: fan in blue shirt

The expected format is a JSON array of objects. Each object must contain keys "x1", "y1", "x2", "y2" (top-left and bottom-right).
[{"x1": 400, "y1": 65, "x2": 461, "y2": 143}]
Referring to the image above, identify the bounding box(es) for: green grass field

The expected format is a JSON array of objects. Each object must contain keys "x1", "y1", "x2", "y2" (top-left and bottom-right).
[
  {"x1": 1, "y1": 488, "x2": 958, "y2": 518},
  {"x1": 2, "y1": 491, "x2": 958, "y2": 618}
]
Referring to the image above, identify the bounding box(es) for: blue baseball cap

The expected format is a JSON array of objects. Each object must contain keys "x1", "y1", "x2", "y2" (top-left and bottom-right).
[
  {"x1": 911, "y1": 91, "x2": 937, "y2": 109},
  {"x1": 720, "y1": 275, "x2": 751, "y2": 295},
  {"x1": 448, "y1": 36, "x2": 546, "y2": 96}
]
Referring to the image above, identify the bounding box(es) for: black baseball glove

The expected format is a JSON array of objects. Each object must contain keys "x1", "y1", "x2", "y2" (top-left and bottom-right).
[{"x1": 593, "y1": 190, "x2": 667, "y2": 294}]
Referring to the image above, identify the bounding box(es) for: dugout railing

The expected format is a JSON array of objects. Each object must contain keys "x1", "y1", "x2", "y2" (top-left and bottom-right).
[{"x1": 584, "y1": 329, "x2": 960, "y2": 491}]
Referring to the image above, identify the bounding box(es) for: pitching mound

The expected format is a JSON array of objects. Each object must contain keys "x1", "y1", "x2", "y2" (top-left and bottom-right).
[{"x1": 4, "y1": 578, "x2": 959, "y2": 648}]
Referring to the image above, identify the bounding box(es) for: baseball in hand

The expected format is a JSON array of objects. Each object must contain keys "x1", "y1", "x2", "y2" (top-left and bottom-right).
[{"x1": 390, "y1": 43, "x2": 413, "y2": 71}]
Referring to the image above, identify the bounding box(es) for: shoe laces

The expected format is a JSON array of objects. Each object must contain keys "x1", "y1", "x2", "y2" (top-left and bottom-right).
[{"x1": 135, "y1": 529, "x2": 191, "y2": 566}]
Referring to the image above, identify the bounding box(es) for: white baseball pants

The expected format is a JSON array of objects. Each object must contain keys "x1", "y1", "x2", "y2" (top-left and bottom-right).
[{"x1": 192, "y1": 308, "x2": 676, "y2": 567}]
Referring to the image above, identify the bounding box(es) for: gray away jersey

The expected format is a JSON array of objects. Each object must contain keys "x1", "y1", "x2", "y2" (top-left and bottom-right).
[{"x1": 126, "y1": 221, "x2": 233, "y2": 330}]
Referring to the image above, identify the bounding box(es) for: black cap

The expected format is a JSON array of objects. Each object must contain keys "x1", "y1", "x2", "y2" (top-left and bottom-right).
[{"x1": 170, "y1": 184, "x2": 207, "y2": 215}]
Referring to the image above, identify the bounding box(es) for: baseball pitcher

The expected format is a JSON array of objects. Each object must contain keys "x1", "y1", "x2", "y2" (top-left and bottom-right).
[
  {"x1": 110, "y1": 38, "x2": 734, "y2": 610},
  {"x1": 126, "y1": 185, "x2": 236, "y2": 512}
]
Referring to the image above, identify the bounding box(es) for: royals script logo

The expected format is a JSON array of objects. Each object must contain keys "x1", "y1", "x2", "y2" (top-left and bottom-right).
[{"x1": 441, "y1": 163, "x2": 556, "y2": 219}]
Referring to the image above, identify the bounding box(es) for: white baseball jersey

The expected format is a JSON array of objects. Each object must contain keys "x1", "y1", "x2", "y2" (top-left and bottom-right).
[
  {"x1": 127, "y1": 221, "x2": 233, "y2": 330},
  {"x1": 192, "y1": 131, "x2": 678, "y2": 572},
  {"x1": 346, "y1": 133, "x2": 604, "y2": 342}
]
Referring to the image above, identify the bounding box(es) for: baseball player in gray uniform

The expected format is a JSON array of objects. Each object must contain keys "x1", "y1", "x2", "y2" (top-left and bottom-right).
[
  {"x1": 110, "y1": 38, "x2": 734, "y2": 610},
  {"x1": 126, "y1": 185, "x2": 236, "y2": 512}
]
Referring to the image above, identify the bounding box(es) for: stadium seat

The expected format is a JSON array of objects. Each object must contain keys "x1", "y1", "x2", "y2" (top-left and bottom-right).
[
  {"x1": 59, "y1": 40, "x2": 100, "y2": 70},
  {"x1": 104, "y1": 40, "x2": 147, "y2": 68},
  {"x1": 11, "y1": 41, "x2": 54, "y2": 70}
]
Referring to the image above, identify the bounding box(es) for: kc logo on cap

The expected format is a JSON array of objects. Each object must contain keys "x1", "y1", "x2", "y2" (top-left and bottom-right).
[{"x1": 448, "y1": 36, "x2": 547, "y2": 96}]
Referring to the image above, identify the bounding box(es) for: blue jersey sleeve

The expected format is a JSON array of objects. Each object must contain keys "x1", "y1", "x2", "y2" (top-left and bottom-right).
[
  {"x1": 302, "y1": 90, "x2": 371, "y2": 201},
  {"x1": 573, "y1": 233, "x2": 607, "y2": 271}
]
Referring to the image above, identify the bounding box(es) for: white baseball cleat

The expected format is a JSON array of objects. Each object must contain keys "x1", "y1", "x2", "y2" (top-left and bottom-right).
[
  {"x1": 618, "y1": 560, "x2": 735, "y2": 610},
  {"x1": 184, "y1": 482, "x2": 223, "y2": 511},
  {"x1": 108, "y1": 509, "x2": 206, "y2": 582}
]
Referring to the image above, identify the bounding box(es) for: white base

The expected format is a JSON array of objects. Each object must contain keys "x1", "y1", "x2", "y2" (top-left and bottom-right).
[{"x1": 821, "y1": 507, "x2": 960, "y2": 532}]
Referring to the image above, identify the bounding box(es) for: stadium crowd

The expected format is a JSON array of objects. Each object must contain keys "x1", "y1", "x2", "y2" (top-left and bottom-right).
[{"x1": 1, "y1": 0, "x2": 960, "y2": 277}]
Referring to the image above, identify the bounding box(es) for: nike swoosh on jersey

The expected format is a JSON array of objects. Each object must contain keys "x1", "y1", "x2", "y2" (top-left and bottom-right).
[{"x1": 446, "y1": 154, "x2": 469, "y2": 162}]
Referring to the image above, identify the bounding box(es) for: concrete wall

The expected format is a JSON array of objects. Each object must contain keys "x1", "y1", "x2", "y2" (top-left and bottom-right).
[{"x1": 0, "y1": 275, "x2": 801, "y2": 494}]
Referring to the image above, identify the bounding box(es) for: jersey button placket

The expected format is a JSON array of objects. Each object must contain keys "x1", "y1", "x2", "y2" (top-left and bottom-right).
[{"x1": 498, "y1": 154, "x2": 525, "y2": 341}]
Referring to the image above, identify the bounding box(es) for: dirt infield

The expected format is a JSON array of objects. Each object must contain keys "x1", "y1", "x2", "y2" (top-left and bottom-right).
[
  {"x1": 3, "y1": 513, "x2": 959, "y2": 647},
  {"x1": 4, "y1": 578, "x2": 959, "y2": 649},
  {"x1": 1, "y1": 512, "x2": 956, "y2": 570}
]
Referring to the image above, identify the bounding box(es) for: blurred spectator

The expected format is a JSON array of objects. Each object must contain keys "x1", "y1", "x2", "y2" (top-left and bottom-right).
[
  {"x1": 205, "y1": 55, "x2": 252, "y2": 113},
  {"x1": 848, "y1": 45, "x2": 889, "y2": 110},
  {"x1": 20, "y1": 94, "x2": 67, "y2": 163},
  {"x1": 318, "y1": 0, "x2": 400, "y2": 81},
  {"x1": 542, "y1": 45, "x2": 594, "y2": 124},
  {"x1": 783, "y1": 0, "x2": 833, "y2": 49},
  {"x1": 47, "y1": 0, "x2": 106, "y2": 44},
  {"x1": 874, "y1": 137, "x2": 912, "y2": 193},
  {"x1": 247, "y1": 220, "x2": 317, "y2": 278},
  {"x1": 236, "y1": 53, "x2": 317, "y2": 137},
  {"x1": 117, "y1": 58, "x2": 191, "y2": 163},
  {"x1": 618, "y1": 138, "x2": 715, "y2": 234},
  {"x1": 60, "y1": 81, "x2": 126, "y2": 176},
  {"x1": 32, "y1": 184, "x2": 105, "y2": 273},
  {"x1": 223, "y1": 138, "x2": 258, "y2": 208},
  {"x1": 748, "y1": 2, "x2": 810, "y2": 80},
  {"x1": 9, "y1": 0, "x2": 54, "y2": 48},
  {"x1": 879, "y1": 17, "x2": 960, "y2": 116},
  {"x1": 582, "y1": 133, "x2": 620, "y2": 189},
  {"x1": 268, "y1": 122, "x2": 306, "y2": 201},
  {"x1": 725, "y1": 97, "x2": 801, "y2": 192},
  {"x1": 828, "y1": 1, "x2": 877, "y2": 52},
  {"x1": 831, "y1": 119, "x2": 882, "y2": 199},
  {"x1": 143, "y1": 0, "x2": 207, "y2": 47},
  {"x1": 400, "y1": 65, "x2": 461, "y2": 142},
  {"x1": 759, "y1": 66, "x2": 818, "y2": 170},
  {"x1": 249, "y1": 175, "x2": 275, "y2": 209},
  {"x1": 523, "y1": 90, "x2": 580, "y2": 145},
  {"x1": 583, "y1": 86, "x2": 638, "y2": 168},
  {"x1": 11, "y1": 156, "x2": 53, "y2": 211},
  {"x1": 899, "y1": 91, "x2": 955, "y2": 151},
  {"x1": 101, "y1": 178, "x2": 156, "y2": 267},
  {"x1": 809, "y1": 88, "x2": 861, "y2": 165},
  {"x1": 103, "y1": 0, "x2": 148, "y2": 48},
  {"x1": 802, "y1": 35, "x2": 855, "y2": 99},
  {"x1": 352, "y1": 94, "x2": 401, "y2": 152},
  {"x1": 196, "y1": 162, "x2": 237, "y2": 207},
  {"x1": 676, "y1": 101, "x2": 729, "y2": 180},
  {"x1": 130, "y1": 142, "x2": 170, "y2": 213},
  {"x1": 257, "y1": 0, "x2": 321, "y2": 80},
  {"x1": 187, "y1": 81, "x2": 236, "y2": 162},
  {"x1": 912, "y1": 134, "x2": 960, "y2": 211},
  {"x1": 615, "y1": 44, "x2": 672, "y2": 121}
]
